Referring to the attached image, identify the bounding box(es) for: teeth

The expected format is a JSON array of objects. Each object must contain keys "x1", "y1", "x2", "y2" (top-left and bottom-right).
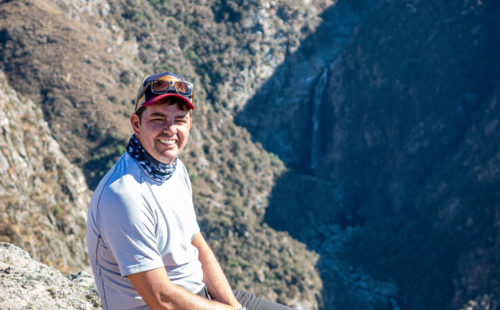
[{"x1": 159, "y1": 139, "x2": 176, "y2": 145}]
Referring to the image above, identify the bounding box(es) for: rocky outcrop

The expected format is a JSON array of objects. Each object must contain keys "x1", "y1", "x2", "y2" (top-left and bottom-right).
[
  {"x1": 0, "y1": 71, "x2": 91, "y2": 273},
  {"x1": 0, "y1": 242, "x2": 100, "y2": 310}
]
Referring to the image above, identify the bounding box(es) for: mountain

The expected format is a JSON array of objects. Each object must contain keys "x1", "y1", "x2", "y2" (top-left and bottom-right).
[
  {"x1": 237, "y1": 0, "x2": 500, "y2": 309},
  {"x1": 0, "y1": 71, "x2": 90, "y2": 272},
  {"x1": 0, "y1": 0, "x2": 331, "y2": 308},
  {"x1": 319, "y1": 1, "x2": 500, "y2": 308},
  {"x1": 1, "y1": 0, "x2": 499, "y2": 309}
]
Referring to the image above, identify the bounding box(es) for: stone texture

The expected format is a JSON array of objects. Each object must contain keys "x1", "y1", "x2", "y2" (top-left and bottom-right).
[{"x1": 0, "y1": 242, "x2": 100, "y2": 310}]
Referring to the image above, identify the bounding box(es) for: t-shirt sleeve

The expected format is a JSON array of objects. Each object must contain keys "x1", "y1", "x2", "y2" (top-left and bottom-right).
[{"x1": 97, "y1": 177, "x2": 164, "y2": 277}]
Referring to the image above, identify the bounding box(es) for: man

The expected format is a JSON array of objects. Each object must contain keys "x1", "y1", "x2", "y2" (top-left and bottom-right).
[{"x1": 87, "y1": 71, "x2": 294, "y2": 310}]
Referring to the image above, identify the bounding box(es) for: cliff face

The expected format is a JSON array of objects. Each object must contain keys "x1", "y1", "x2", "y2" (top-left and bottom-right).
[
  {"x1": 236, "y1": 0, "x2": 368, "y2": 166},
  {"x1": 319, "y1": 1, "x2": 500, "y2": 308},
  {"x1": 0, "y1": 71, "x2": 90, "y2": 272},
  {"x1": 238, "y1": 0, "x2": 500, "y2": 309}
]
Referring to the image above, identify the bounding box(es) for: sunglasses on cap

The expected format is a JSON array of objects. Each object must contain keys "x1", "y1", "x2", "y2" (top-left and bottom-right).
[
  {"x1": 149, "y1": 78, "x2": 193, "y2": 97},
  {"x1": 135, "y1": 72, "x2": 195, "y2": 111}
]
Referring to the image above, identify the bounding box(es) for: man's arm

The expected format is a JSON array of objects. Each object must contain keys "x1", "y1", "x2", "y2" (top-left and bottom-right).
[
  {"x1": 192, "y1": 232, "x2": 243, "y2": 309},
  {"x1": 128, "y1": 266, "x2": 237, "y2": 310}
]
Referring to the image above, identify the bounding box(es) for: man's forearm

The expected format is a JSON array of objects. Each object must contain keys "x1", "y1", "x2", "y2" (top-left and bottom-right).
[
  {"x1": 129, "y1": 267, "x2": 237, "y2": 310},
  {"x1": 150, "y1": 281, "x2": 235, "y2": 310}
]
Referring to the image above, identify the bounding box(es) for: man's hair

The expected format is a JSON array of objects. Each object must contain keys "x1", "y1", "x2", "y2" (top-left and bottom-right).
[{"x1": 135, "y1": 97, "x2": 192, "y2": 120}]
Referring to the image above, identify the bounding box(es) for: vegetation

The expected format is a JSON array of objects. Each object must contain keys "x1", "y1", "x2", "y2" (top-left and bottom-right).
[
  {"x1": 0, "y1": 0, "x2": 331, "y2": 307},
  {"x1": 323, "y1": 0, "x2": 500, "y2": 309},
  {"x1": 233, "y1": 0, "x2": 500, "y2": 308},
  {"x1": 2, "y1": 0, "x2": 498, "y2": 308}
]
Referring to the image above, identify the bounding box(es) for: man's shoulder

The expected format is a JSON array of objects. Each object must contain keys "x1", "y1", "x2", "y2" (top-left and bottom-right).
[
  {"x1": 174, "y1": 159, "x2": 192, "y2": 188},
  {"x1": 176, "y1": 158, "x2": 188, "y2": 176},
  {"x1": 92, "y1": 154, "x2": 145, "y2": 201}
]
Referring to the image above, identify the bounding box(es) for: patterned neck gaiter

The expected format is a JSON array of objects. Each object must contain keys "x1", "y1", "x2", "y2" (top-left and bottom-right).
[{"x1": 126, "y1": 134, "x2": 177, "y2": 183}]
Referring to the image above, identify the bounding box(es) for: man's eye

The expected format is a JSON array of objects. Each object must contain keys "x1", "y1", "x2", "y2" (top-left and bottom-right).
[{"x1": 175, "y1": 117, "x2": 188, "y2": 123}]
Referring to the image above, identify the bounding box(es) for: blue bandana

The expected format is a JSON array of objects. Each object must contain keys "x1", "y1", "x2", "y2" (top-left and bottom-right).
[{"x1": 126, "y1": 134, "x2": 177, "y2": 183}]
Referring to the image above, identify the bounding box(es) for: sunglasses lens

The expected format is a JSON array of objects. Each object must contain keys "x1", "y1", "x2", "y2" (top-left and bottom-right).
[
  {"x1": 174, "y1": 82, "x2": 193, "y2": 96},
  {"x1": 152, "y1": 80, "x2": 171, "y2": 93},
  {"x1": 151, "y1": 80, "x2": 193, "y2": 97}
]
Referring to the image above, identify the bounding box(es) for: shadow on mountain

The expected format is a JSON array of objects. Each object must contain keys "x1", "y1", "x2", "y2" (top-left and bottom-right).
[
  {"x1": 235, "y1": 0, "x2": 369, "y2": 169},
  {"x1": 235, "y1": 0, "x2": 377, "y2": 308},
  {"x1": 237, "y1": 0, "x2": 500, "y2": 308},
  {"x1": 83, "y1": 134, "x2": 127, "y2": 190}
]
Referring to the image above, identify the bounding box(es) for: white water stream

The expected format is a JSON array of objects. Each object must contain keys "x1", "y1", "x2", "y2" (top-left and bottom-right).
[
  {"x1": 390, "y1": 297, "x2": 402, "y2": 310},
  {"x1": 310, "y1": 68, "x2": 328, "y2": 169}
]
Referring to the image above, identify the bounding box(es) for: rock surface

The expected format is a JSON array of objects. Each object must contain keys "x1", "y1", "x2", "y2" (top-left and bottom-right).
[{"x1": 0, "y1": 242, "x2": 100, "y2": 310}]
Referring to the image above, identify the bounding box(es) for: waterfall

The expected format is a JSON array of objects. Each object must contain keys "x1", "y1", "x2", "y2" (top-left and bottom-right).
[
  {"x1": 310, "y1": 68, "x2": 328, "y2": 169},
  {"x1": 389, "y1": 297, "x2": 402, "y2": 310}
]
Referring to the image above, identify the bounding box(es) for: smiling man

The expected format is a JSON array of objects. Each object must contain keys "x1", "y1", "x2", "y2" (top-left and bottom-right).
[{"x1": 86, "y1": 71, "x2": 294, "y2": 310}]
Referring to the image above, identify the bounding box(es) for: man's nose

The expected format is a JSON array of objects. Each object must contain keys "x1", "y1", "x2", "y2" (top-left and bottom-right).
[{"x1": 163, "y1": 117, "x2": 176, "y2": 131}]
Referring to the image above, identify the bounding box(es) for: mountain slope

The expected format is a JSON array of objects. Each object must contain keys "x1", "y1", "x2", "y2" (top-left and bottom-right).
[
  {"x1": 0, "y1": 71, "x2": 90, "y2": 272},
  {"x1": 236, "y1": 0, "x2": 500, "y2": 309},
  {"x1": 0, "y1": 0, "x2": 332, "y2": 307},
  {"x1": 320, "y1": 1, "x2": 500, "y2": 308}
]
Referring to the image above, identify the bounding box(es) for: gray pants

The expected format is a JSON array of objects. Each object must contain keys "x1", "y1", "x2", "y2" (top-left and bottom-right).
[{"x1": 196, "y1": 286, "x2": 295, "y2": 310}]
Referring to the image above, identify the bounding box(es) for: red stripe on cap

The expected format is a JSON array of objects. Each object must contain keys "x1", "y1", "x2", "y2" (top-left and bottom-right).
[{"x1": 143, "y1": 93, "x2": 195, "y2": 110}]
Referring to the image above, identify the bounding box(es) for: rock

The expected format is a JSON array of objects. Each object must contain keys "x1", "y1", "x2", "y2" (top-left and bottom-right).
[{"x1": 0, "y1": 242, "x2": 101, "y2": 309}]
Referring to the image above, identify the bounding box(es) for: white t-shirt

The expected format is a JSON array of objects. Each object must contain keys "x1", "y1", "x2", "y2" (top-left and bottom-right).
[{"x1": 87, "y1": 153, "x2": 204, "y2": 310}]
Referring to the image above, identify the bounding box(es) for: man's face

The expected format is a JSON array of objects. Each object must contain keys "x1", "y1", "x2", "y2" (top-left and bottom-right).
[{"x1": 130, "y1": 102, "x2": 192, "y2": 165}]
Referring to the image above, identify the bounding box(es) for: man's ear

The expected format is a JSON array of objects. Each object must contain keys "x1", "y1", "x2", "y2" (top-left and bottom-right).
[{"x1": 130, "y1": 113, "x2": 141, "y2": 136}]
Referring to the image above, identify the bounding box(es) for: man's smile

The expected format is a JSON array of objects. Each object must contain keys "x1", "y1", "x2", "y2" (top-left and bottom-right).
[{"x1": 158, "y1": 138, "x2": 176, "y2": 145}]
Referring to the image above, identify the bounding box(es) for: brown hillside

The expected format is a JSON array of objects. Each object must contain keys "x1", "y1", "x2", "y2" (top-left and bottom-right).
[
  {"x1": 0, "y1": 0, "x2": 333, "y2": 307},
  {"x1": 0, "y1": 71, "x2": 90, "y2": 272}
]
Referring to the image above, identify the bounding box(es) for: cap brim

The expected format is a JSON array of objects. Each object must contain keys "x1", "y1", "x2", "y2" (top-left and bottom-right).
[{"x1": 143, "y1": 93, "x2": 195, "y2": 110}]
